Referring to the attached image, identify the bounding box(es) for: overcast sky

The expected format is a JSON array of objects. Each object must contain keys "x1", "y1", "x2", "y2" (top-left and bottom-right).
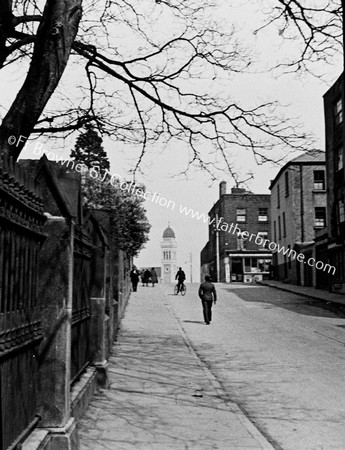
[
  {"x1": 132, "y1": 1, "x2": 343, "y2": 280},
  {"x1": 1, "y1": 1, "x2": 342, "y2": 282}
]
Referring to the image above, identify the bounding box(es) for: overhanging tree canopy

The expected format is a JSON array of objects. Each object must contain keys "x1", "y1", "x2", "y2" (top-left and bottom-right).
[{"x1": 0, "y1": 0, "x2": 315, "y2": 181}]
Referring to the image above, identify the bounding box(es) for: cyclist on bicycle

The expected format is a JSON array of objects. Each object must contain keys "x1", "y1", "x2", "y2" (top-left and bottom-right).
[{"x1": 175, "y1": 267, "x2": 186, "y2": 293}]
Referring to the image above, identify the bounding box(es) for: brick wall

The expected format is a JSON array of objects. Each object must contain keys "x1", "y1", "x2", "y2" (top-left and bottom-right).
[
  {"x1": 270, "y1": 160, "x2": 327, "y2": 284},
  {"x1": 207, "y1": 192, "x2": 271, "y2": 263}
]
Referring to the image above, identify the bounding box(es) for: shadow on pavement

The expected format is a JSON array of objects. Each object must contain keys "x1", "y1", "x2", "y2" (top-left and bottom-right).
[
  {"x1": 224, "y1": 286, "x2": 345, "y2": 319},
  {"x1": 183, "y1": 320, "x2": 205, "y2": 324}
]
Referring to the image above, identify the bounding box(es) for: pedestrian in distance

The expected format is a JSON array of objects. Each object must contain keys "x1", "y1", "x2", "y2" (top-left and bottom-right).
[
  {"x1": 143, "y1": 268, "x2": 151, "y2": 287},
  {"x1": 198, "y1": 275, "x2": 217, "y2": 325},
  {"x1": 151, "y1": 268, "x2": 158, "y2": 287},
  {"x1": 175, "y1": 267, "x2": 186, "y2": 293},
  {"x1": 130, "y1": 266, "x2": 140, "y2": 292}
]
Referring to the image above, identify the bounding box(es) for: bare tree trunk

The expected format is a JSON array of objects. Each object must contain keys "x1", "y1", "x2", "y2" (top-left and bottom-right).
[{"x1": 0, "y1": 0, "x2": 82, "y2": 160}]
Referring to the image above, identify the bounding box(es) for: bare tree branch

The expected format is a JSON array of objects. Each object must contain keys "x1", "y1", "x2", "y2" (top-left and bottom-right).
[
  {"x1": 255, "y1": 0, "x2": 342, "y2": 74},
  {"x1": 0, "y1": 0, "x2": 314, "y2": 179}
]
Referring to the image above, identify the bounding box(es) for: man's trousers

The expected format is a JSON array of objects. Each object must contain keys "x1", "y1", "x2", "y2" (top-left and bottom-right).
[{"x1": 201, "y1": 300, "x2": 213, "y2": 323}]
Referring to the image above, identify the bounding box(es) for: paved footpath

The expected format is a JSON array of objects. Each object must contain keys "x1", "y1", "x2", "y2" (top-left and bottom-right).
[
  {"x1": 257, "y1": 280, "x2": 345, "y2": 306},
  {"x1": 78, "y1": 284, "x2": 275, "y2": 450}
]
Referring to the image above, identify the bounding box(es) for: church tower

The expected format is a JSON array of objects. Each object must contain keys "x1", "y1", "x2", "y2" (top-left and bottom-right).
[{"x1": 161, "y1": 224, "x2": 177, "y2": 283}]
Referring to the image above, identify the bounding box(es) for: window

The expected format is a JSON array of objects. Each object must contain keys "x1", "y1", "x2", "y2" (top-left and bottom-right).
[
  {"x1": 313, "y1": 170, "x2": 325, "y2": 190},
  {"x1": 245, "y1": 258, "x2": 270, "y2": 273},
  {"x1": 164, "y1": 251, "x2": 171, "y2": 260},
  {"x1": 335, "y1": 146, "x2": 343, "y2": 171},
  {"x1": 257, "y1": 231, "x2": 269, "y2": 249},
  {"x1": 284, "y1": 255, "x2": 288, "y2": 278},
  {"x1": 334, "y1": 98, "x2": 343, "y2": 126},
  {"x1": 258, "y1": 259, "x2": 271, "y2": 272},
  {"x1": 244, "y1": 257, "x2": 257, "y2": 272},
  {"x1": 278, "y1": 215, "x2": 281, "y2": 239},
  {"x1": 315, "y1": 207, "x2": 326, "y2": 228},
  {"x1": 258, "y1": 208, "x2": 268, "y2": 222},
  {"x1": 338, "y1": 199, "x2": 345, "y2": 223},
  {"x1": 277, "y1": 184, "x2": 280, "y2": 208},
  {"x1": 285, "y1": 171, "x2": 289, "y2": 197},
  {"x1": 236, "y1": 208, "x2": 246, "y2": 222},
  {"x1": 282, "y1": 212, "x2": 286, "y2": 237},
  {"x1": 273, "y1": 221, "x2": 277, "y2": 242}
]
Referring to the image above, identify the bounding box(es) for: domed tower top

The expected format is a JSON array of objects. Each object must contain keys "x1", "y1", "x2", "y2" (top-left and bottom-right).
[{"x1": 163, "y1": 224, "x2": 175, "y2": 239}]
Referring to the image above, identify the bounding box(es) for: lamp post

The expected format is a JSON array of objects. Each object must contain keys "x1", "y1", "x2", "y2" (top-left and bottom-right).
[{"x1": 224, "y1": 256, "x2": 230, "y2": 283}]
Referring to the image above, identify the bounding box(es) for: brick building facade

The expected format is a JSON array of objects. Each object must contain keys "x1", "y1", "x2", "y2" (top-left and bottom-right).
[
  {"x1": 269, "y1": 151, "x2": 327, "y2": 287},
  {"x1": 324, "y1": 73, "x2": 345, "y2": 293},
  {"x1": 200, "y1": 182, "x2": 271, "y2": 283}
]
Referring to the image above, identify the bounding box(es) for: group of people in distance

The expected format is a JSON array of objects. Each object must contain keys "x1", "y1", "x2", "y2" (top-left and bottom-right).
[
  {"x1": 130, "y1": 266, "x2": 158, "y2": 292},
  {"x1": 130, "y1": 265, "x2": 217, "y2": 326}
]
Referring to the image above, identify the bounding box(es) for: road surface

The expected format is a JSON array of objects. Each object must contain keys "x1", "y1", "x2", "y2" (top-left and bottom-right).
[{"x1": 162, "y1": 282, "x2": 345, "y2": 450}]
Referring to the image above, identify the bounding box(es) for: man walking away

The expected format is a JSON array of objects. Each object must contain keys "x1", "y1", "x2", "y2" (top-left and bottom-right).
[{"x1": 198, "y1": 275, "x2": 217, "y2": 325}]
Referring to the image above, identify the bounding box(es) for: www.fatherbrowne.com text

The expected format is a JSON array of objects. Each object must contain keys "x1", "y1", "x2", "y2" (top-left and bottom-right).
[{"x1": 27, "y1": 140, "x2": 336, "y2": 276}]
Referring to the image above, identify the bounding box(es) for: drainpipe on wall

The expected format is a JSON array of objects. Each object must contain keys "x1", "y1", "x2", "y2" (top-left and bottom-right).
[
  {"x1": 300, "y1": 163, "x2": 304, "y2": 243},
  {"x1": 216, "y1": 213, "x2": 220, "y2": 282}
]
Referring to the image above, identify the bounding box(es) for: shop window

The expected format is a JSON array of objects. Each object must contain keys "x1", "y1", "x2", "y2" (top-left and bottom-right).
[
  {"x1": 244, "y1": 257, "x2": 258, "y2": 272},
  {"x1": 258, "y1": 259, "x2": 271, "y2": 272},
  {"x1": 244, "y1": 258, "x2": 251, "y2": 272}
]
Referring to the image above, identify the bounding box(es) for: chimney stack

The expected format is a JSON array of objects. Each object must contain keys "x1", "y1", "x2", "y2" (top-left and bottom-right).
[
  {"x1": 219, "y1": 181, "x2": 226, "y2": 198},
  {"x1": 231, "y1": 187, "x2": 246, "y2": 194}
]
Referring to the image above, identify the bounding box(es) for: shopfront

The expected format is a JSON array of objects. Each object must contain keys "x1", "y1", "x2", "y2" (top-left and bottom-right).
[{"x1": 228, "y1": 253, "x2": 272, "y2": 282}]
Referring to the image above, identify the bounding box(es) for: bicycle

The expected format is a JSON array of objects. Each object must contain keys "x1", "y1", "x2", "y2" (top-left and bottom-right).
[{"x1": 174, "y1": 283, "x2": 186, "y2": 296}]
